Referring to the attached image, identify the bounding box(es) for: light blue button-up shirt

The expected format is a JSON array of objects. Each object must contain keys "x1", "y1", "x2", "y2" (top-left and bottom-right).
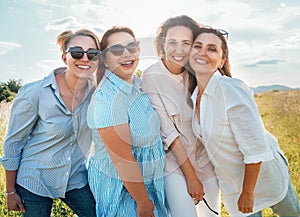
[
  {"x1": 87, "y1": 70, "x2": 167, "y2": 217},
  {"x1": 0, "y1": 67, "x2": 95, "y2": 198}
]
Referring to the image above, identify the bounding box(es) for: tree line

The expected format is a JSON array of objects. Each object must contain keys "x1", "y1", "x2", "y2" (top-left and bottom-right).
[{"x1": 0, "y1": 79, "x2": 22, "y2": 102}]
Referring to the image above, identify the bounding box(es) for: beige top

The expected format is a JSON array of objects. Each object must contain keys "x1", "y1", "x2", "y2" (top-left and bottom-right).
[{"x1": 142, "y1": 60, "x2": 215, "y2": 181}]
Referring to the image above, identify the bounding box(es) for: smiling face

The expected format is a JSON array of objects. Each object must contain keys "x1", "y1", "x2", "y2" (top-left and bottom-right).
[
  {"x1": 189, "y1": 33, "x2": 226, "y2": 77},
  {"x1": 163, "y1": 25, "x2": 193, "y2": 74},
  {"x1": 104, "y1": 32, "x2": 139, "y2": 83},
  {"x1": 63, "y1": 35, "x2": 99, "y2": 79}
]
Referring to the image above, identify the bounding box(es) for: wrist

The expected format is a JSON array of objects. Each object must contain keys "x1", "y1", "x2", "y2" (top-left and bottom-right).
[
  {"x1": 136, "y1": 198, "x2": 152, "y2": 205},
  {"x1": 5, "y1": 189, "x2": 16, "y2": 196}
]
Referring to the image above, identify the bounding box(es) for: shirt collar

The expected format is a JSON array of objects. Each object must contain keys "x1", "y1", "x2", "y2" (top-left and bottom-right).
[
  {"x1": 42, "y1": 67, "x2": 66, "y2": 89},
  {"x1": 191, "y1": 71, "x2": 223, "y2": 102},
  {"x1": 191, "y1": 85, "x2": 198, "y2": 105},
  {"x1": 41, "y1": 66, "x2": 95, "y2": 98},
  {"x1": 105, "y1": 69, "x2": 141, "y2": 95},
  {"x1": 159, "y1": 59, "x2": 188, "y2": 84}
]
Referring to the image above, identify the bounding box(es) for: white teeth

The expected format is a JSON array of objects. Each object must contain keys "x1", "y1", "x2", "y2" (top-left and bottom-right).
[
  {"x1": 122, "y1": 61, "x2": 133, "y2": 65},
  {"x1": 78, "y1": 65, "x2": 90, "y2": 69},
  {"x1": 195, "y1": 59, "x2": 208, "y2": 64},
  {"x1": 174, "y1": 56, "x2": 184, "y2": 61}
]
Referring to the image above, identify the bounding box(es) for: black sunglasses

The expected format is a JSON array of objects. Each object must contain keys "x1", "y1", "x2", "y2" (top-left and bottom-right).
[
  {"x1": 106, "y1": 41, "x2": 139, "y2": 56},
  {"x1": 202, "y1": 25, "x2": 229, "y2": 40},
  {"x1": 203, "y1": 198, "x2": 219, "y2": 215},
  {"x1": 65, "y1": 46, "x2": 100, "y2": 61},
  {"x1": 194, "y1": 197, "x2": 219, "y2": 215}
]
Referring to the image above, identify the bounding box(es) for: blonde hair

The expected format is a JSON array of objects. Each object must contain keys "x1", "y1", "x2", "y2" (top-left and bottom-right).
[{"x1": 56, "y1": 29, "x2": 100, "y2": 53}]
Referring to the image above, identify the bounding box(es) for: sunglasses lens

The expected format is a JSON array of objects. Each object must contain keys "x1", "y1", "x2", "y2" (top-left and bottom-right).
[
  {"x1": 108, "y1": 42, "x2": 139, "y2": 56},
  {"x1": 87, "y1": 49, "x2": 100, "y2": 61},
  {"x1": 109, "y1": 45, "x2": 125, "y2": 56},
  {"x1": 127, "y1": 42, "x2": 138, "y2": 53},
  {"x1": 67, "y1": 47, "x2": 100, "y2": 61},
  {"x1": 69, "y1": 48, "x2": 84, "y2": 59}
]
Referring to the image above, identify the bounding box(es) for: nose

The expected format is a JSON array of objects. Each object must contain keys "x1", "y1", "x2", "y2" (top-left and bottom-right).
[
  {"x1": 197, "y1": 48, "x2": 206, "y2": 56},
  {"x1": 122, "y1": 47, "x2": 132, "y2": 56},
  {"x1": 175, "y1": 44, "x2": 183, "y2": 53},
  {"x1": 81, "y1": 53, "x2": 89, "y2": 61}
]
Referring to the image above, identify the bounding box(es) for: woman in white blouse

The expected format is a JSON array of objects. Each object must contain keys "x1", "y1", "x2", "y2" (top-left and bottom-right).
[
  {"x1": 142, "y1": 15, "x2": 220, "y2": 217},
  {"x1": 188, "y1": 27, "x2": 300, "y2": 217}
]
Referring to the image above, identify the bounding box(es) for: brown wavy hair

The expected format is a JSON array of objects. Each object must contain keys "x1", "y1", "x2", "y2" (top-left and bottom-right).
[
  {"x1": 188, "y1": 27, "x2": 232, "y2": 92},
  {"x1": 96, "y1": 26, "x2": 137, "y2": 84}
]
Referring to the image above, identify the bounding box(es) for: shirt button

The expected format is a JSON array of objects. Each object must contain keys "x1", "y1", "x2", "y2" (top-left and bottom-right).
[
  {"x1": 66, "y1": 172, "x2": 69, "y2": 176},
  {"x1": 68, "y1": 157, "x2": 71, "y2": 161}
]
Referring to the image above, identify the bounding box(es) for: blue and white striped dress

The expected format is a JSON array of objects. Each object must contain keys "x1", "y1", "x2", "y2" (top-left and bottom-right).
[{"x1": 87, "y1": 70, "x2": 168, "y2": 217}]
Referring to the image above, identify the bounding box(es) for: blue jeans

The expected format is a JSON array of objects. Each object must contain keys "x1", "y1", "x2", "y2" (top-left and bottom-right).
[
  {"x1": 16, "y1": 184, "x2": 96, "y2": 217},
  {"x1": 248, "y1": 180, "x2": 300, "y2": 217}
]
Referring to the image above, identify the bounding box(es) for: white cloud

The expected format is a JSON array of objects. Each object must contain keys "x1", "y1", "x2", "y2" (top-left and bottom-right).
[
  {"x1": 45, "y1": 16, "x2": 83, "y2": 31},
  {"x1": 0, "y1": 41, "x2": 21, "y2": 56},
  {"x1": 266, "y1": 33, "x2": 300, "y2": 49},
  {"x1": 36, "y1": 59, "x2": 62, "y2": 71}
]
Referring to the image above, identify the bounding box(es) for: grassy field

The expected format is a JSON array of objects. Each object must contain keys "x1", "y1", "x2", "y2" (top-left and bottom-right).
[{"x1": 0, "y1": 90, "x2": 299, "y2": 216}]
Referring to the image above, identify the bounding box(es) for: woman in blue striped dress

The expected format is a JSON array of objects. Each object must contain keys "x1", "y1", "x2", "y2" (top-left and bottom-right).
[{"x1": 87, "y1": 26, "x2": 168, "y2": 217}]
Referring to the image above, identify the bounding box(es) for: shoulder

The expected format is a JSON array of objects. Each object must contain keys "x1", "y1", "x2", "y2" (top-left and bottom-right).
[
  {"x1": 93, "y1": 78, "x2": 129, "y2": 107},
  {"x1": 16, "y1": 79, "x2": 44, "y2": 101},
  {"x1": 142, "y1": 61, "x2": 162, "y2": 76},
  {"x1": 142, "y1": 61, "x2": 175, "y2": 91},
  {"x1": 218, "y1": 75, "x2": 253, "y2": 96},
  {"x1": 215, "y1": 75, "x2": 255, "y2": 107}
]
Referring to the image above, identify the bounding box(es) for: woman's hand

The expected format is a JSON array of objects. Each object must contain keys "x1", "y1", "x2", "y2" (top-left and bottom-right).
[
  {"x1": 238, "y1": 162, "x2": 261, "y2": 213},
  {"x1": 136, "y1": 199, "x2": 155, "y2": 217},
  {"x1": 186, "y1": 177, "x2": 204, "y2": 205},
  {"x1": 238, "y1": 191, "x2": 254, "y2": 213},
  {"x1": 7, "y1": 193, "x2": 26, "y2": 212}
]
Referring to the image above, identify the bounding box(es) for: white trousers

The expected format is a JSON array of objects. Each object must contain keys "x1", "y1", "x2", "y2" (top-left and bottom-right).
[{"x1": 164, "y1": 173, "x2": 221, "y2": 217}]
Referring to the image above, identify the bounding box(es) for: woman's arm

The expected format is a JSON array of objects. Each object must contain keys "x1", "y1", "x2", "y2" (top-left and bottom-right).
[
  {"x1": 169, "y1": 137, "x2": 204, "y2": 203},
  {"x1": 98, "y1": 124, "x2": 154, "y2": 217},
  {"x1": 2, "y1": 90, "x2": 38, "y2": 213},
  {"x1": 238, "y1": 162, "x2": 261, "y2": 213},
  {"x1": 5, "y1": 170, "x2": 26, "y2": 212}
]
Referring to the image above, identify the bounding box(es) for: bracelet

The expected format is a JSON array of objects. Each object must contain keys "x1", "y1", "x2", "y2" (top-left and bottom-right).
[{"x1": 5, "y1": 189, "x2": 16, "y2": 196}]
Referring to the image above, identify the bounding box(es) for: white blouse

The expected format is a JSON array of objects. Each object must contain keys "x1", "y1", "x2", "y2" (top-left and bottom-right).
[
  {"x1": 191, "y1": 72, "x2": 289, "y2": 216},
  {"x1": 142, "y1": 60, "x2": 215, "y2": 181}
]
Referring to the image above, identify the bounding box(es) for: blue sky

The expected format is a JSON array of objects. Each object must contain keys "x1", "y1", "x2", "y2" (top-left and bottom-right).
[{"x1": 0, "y1": 0, "x2": 300, "y2": 88}]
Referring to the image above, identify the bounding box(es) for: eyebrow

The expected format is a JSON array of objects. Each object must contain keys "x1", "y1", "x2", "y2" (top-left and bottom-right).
[
  {"x1": 193, "y1": 41, "x2": 218, "y2": 47},
  {"x1": 167, "y1": 39, "x2": 192, "y2": 43}
]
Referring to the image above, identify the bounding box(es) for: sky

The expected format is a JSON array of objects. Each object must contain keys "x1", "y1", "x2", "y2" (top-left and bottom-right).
[{"x1": 0, "y1": 0, "x2": 300, "y2": 88}]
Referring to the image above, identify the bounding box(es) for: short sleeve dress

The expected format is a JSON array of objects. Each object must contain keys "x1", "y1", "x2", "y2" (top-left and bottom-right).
[{"x1": 87, "y1": 70, "x2": 168, "y2": 217}]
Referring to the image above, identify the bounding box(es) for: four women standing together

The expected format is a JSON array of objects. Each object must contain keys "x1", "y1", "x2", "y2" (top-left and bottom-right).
[{"x1": 2, "y1": 15, "x2": 300, "y2": 217}]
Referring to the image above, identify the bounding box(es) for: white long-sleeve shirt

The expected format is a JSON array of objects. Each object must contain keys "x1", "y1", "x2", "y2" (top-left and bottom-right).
[
  {"x1": 142, "y1": 60, "x2": 215, "y2": 181},
  {"x1": 191, "y1": 72, "x2": 289, "y2": 216}
]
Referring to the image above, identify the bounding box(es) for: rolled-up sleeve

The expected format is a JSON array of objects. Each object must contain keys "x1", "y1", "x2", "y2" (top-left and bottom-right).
[
  {"x1": 1, "y1": 91, "x2": 38, "y2": 170},
  {"x1": 227, "y1": 87, "x2": 274, "y2": 164}
]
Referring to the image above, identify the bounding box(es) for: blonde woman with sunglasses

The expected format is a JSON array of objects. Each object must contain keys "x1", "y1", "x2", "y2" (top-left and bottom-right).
[
  {"x1": 87, "y1": 26, "x2": 168, "y2": 217},
  {"x1": 1, "y1": 29, "x2": 100, "y2": 217},
  {"x1": 189, "y1": 27, "x2": 300, "y2": 217},
  {"x1": 142, "y1": 15, "x2": 220, "y2": 217}
]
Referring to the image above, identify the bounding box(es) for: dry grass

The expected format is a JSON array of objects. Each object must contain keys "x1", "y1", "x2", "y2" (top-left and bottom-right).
[{"x1": 0, "y1": 90, "x2": 299, "y2": 216}]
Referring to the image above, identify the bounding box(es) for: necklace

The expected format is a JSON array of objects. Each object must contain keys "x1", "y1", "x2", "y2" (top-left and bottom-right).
[{"x1": 63, "y1": 72, "x2": 80, "y2": 100}]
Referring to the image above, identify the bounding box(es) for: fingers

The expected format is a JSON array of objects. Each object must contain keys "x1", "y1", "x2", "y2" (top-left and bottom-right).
[
  {"x1": 192, "y1": 192, "x2": 205, "y2": 205},
  {"x1": 7, "y1": 193, "x2": 26, "y2": 213},
  {"x1": 17, "y1": 202, "x2": 26, "y2": 213},
  {"x1": 192, "y1": 192, "x2": 205, "y2": 200},
  {"x1": 238, "y1": 206, "x2": 253, "y2": 213},
  {"x1": 193, "y1": 198, "x2": 200, "y2": 205}
]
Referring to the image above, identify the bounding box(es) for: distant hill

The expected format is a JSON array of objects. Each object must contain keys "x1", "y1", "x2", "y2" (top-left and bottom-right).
[{"x1": 253, "y1": 84, "x2": 300, "y2": 93}]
